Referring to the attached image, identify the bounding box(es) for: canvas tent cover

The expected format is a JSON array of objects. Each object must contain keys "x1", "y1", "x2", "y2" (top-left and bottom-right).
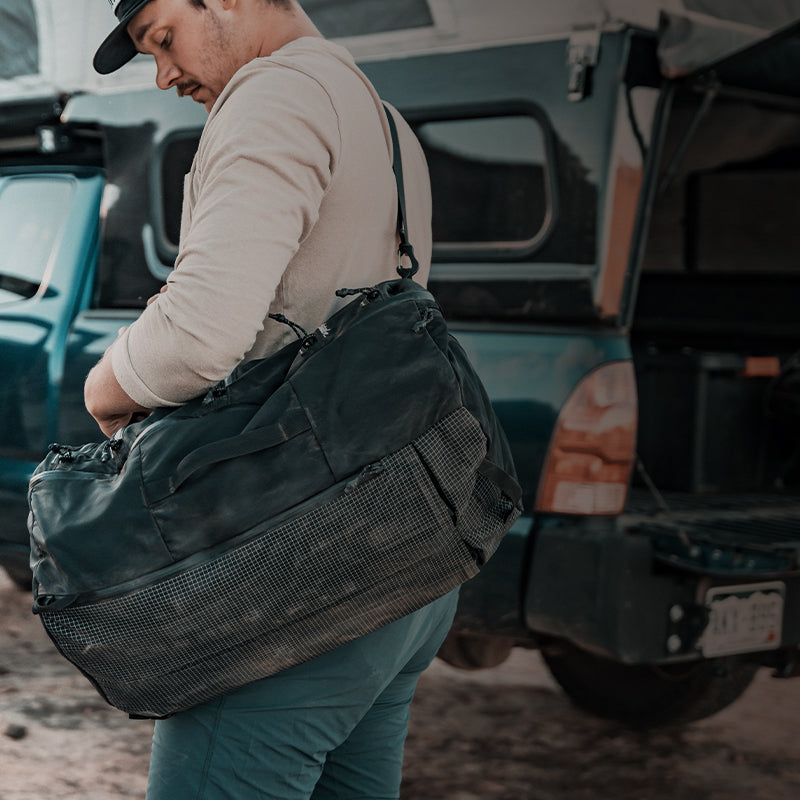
[{"x1": 1, "y1": 0, "x2": 800, "y2": 99}]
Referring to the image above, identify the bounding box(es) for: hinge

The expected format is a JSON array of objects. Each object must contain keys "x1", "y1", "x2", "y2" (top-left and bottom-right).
[{"x1": 566, "y1": 29, "x2": 601, "y2": 102}]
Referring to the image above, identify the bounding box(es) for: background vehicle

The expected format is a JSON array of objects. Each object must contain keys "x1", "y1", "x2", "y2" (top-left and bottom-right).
[{"x1": 2, "y1": 0, "x2": 800, "y2": 727}]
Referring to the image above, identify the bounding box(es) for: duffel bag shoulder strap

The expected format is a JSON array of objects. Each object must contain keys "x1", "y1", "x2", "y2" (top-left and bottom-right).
[{"x1": 383, "y1": 104, "x2": 420, "y2": 280}]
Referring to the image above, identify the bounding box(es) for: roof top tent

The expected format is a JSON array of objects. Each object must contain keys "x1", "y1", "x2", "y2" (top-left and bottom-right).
[{"x1": 3, "y1": 0, "x2": 800, "y2": 101}]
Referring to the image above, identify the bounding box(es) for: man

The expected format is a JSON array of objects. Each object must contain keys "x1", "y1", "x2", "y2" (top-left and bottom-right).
[{"x1": 87, "y1": 2, "x2": 456, "y2": 798}]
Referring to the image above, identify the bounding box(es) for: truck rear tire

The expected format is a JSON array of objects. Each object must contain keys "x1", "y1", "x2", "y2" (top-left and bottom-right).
[
  {"x1": 1, "y1": 562, "x2": 32, "y2": 591},
  {"x1": 541, "y1": 638, "x2": 759, "y2": 727},
  {"x1": 436, "y1": 631, "x2": 514, "y2": 670}
]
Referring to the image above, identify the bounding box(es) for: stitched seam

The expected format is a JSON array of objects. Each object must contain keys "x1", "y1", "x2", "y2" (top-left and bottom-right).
[
  {"x1": 195, "y1": 699, "x2": 226, "y2": 800},
  {"x1": 289, "y1": 381, "x2": 336, "y2": 481},
  {"x1": 139, "y1": 452, "x2": 177, "y2": 563}
]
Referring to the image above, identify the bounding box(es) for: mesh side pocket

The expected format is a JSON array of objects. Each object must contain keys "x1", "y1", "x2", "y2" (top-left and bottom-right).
[
  {"x1": 40, "y1": 410, "x2": 482, "y2": 718},
  {"x1": 412, "y1": 406, "x2": 486, "y2": 520},
  {"x1": 458, "y1": 471, "x2": 522, "y2": 565}
]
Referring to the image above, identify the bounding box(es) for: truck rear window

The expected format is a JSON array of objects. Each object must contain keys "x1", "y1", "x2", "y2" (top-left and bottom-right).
[
  {"x1": 413, "y1": 114, "x2": 551, "y2": 256},
  {"x1": 636, "y1": 93, "x2": 800, "y2": 341},
  {"x1": 0, "y1": 176, "x2": 73, "y2": 303},
  {"x1": 643, "y1": 97, "x2": 800, "y2": 276},
  {"x1": 157, "y1": 113, "x2": 552, "y2": 262},
  {"x1": 160, "y1": 133, "x2": 200, "y2": 252}
]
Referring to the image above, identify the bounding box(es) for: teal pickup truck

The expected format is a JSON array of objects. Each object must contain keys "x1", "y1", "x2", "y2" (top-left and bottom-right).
[{"x1": 2, "y1": 0, "x2": 800, "y2": 726}]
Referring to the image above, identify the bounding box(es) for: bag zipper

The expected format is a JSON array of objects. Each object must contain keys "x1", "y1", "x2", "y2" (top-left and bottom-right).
[{"x1": 35, "y1": 471, "x2": 359, "y2": 607}]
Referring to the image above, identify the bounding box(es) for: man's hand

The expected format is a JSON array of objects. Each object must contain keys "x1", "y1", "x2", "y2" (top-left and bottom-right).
[{"x1": 84, "y1": 345, "x2": 151, "y2": 438}]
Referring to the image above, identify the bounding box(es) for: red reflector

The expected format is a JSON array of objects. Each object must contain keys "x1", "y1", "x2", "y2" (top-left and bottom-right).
[
  {"x1": 536, "y1": 361, "x2": 637, "y2": 516},
  {"x1": 743, "y1": 356, "x2": 781, "y2": 378}
]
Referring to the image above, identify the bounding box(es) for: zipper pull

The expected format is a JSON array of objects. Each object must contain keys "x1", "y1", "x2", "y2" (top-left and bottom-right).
[
  {"x1": 48, "y1": 443, "x2": 74, "y2": 464},
  {"x1": 100, "y1": 437, "x2": 124, "y2": 463}
]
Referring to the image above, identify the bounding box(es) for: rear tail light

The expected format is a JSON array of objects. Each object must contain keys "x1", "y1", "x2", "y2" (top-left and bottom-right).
[{"x1": 536, "y1": 361, "x2": 637, "y2": 515}]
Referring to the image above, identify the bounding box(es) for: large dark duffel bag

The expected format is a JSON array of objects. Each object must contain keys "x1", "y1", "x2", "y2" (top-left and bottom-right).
[{"x1": 28, "y1": 275, "x2": 522, "y2": 718}]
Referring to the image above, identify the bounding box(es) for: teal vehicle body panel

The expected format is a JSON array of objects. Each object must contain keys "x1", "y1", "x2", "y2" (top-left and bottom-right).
[
  {"x1": 444, "y1": 326, "x2": 631, "y2": 638},
  {"x1": 453, "y1": 327, "x2": 631, "y2": 512},
  {"x1": 0, "y1": 171, "x2": 104, "y2": 562},
  {"x1": 0, "y1": 171, "x2": 103, "y2": 451}
]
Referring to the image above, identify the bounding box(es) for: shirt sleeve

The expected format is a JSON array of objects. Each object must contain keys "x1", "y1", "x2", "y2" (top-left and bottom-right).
[{"x1": 110, "y1": 64, "x2": 341, "y2": 406}]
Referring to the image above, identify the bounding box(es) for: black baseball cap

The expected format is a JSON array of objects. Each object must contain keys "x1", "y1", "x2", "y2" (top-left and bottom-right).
[{"x1": 94, "y1": 0, "x2": 154, "y2": 75}]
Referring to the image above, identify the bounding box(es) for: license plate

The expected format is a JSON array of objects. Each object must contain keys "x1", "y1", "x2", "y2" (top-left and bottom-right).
[{"x1": 699, "y1": 581, "x2": 784, "y2": 657}]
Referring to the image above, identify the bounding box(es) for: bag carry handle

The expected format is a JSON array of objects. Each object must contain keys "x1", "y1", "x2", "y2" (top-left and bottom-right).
[
  {"x1": 383, "y1": 105, "x2": 419, "y2": 279},
  {"x1": 164, "y1": 408, "x2": 311, "y2": 495}
]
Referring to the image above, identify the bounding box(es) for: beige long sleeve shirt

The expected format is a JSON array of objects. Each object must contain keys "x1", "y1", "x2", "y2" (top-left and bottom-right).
[{"x1": 110, "y1": 37, "x2": 432, "y2": 407}]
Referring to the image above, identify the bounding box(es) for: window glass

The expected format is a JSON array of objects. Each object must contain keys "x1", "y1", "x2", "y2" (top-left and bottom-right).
[
  {"x1": 414, "y1": 115, "x2": 549, "y2": 250},
  {"x1": 305, "y1": 0, "x2": 434, "y2": 37},
  {"x1": 160, "y1": 133, "x2": 200, "y2": 250},
  {"x1": 0, "y1": 0, "x2": 38, "y2": 79},
  {"x1": 155, "y1": 115, "x2": 551, "y2": 267},
  {"x1": 643, "y1": 98, "x2": 800, "y2": 274},
  {"x1": 0, "y1": 177, "x2": 73, "y2": 303}
]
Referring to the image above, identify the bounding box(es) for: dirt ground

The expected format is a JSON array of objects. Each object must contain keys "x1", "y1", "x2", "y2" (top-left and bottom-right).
[{"x1": 2, "y1": 569, "x2": 800, "y2": 800}]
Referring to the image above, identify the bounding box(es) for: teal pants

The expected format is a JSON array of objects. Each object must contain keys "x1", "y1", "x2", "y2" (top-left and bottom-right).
[{"x1": 145, "y1": 589, "x2": 459, "y2": 800}]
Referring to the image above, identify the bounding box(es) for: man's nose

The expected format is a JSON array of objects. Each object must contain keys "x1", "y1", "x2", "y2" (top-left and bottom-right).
[{"x1": 155, "y1": 57, "x2": 181, "y2": 90}]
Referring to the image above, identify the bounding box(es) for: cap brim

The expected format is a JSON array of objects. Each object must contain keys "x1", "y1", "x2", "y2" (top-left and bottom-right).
[
  {"x1": 93, "y1": 23, "x2": 139, "y2": 75},
  {"x1": 93, "y1": 0, "x2": 153, "y2": 75}
]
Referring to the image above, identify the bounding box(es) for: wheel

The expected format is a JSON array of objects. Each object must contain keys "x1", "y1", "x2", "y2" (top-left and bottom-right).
[
  {"x1": 436, "y1": 632, "x2": 513, "y2": 670},
  {"x1": 541, "y1": 638, "x2": 759, "y2": 727},
  {"x1": 1, "y1": 561, "x2": 32, "y2": 591}
]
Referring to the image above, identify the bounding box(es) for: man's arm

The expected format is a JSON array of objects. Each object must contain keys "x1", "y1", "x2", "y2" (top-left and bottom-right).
[
  {"x1": 84, "y1": 350, "x2": 151, "y2": 438},
  {"x1": 109, "y1": 68, "x2": 338, "y2": 408}
]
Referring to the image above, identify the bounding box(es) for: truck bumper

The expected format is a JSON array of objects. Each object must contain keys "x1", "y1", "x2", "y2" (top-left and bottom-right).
[{"x1": 524, "y1": 510, "x2": 800, "y2": 665}]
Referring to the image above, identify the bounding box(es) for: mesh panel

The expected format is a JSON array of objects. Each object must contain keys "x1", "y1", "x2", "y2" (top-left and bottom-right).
[
  {"x1": 459, "y1": 472, "x2": 520, "y2": 564},
  {"x1": 412, "y1": 407, "x2": 484, "y2": 516},
  {"x1": 41, "y1": 407, "x2": 515, "y2": 717}
]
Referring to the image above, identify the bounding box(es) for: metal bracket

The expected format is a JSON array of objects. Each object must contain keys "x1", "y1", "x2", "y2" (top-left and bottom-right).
[
  {"x1": 567, "y1": 29, "x2": 601, "y2": 102},
  {"x1": 665, "y1": 602, "x2": 708, "y2": 655},
  {"x1": 657, "y1": 80, "x2": 720, "y2": 197}
]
